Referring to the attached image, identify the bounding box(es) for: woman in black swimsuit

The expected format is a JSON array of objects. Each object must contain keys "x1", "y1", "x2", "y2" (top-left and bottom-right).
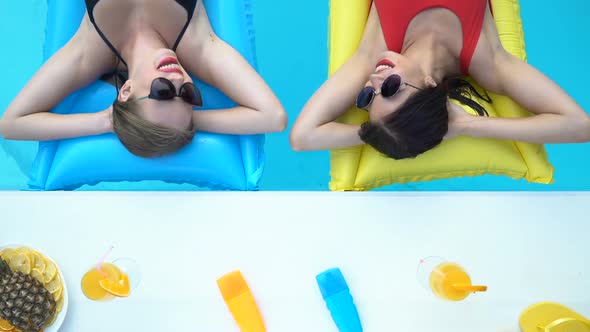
[{"x1": 0, "y1": 0, "x2": 286, "y2": 157}]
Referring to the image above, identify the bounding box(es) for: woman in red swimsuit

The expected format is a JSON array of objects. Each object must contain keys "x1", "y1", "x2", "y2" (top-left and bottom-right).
[{"x1": 290, "y1": 1, "x2": 590, "y2": 159}]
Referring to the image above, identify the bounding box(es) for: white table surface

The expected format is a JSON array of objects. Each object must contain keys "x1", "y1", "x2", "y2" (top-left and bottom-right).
[{"x1": 0, "y1": 191, "x2": 588, "y2": 332}]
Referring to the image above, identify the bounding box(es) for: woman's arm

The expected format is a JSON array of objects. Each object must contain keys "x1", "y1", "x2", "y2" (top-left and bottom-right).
[
  {"x1": 454, "y1": 5, "x2": 590, "y2": 143},
  {"x1": 457, "y1": 50, "x2": 590, "y2": 143},
  {"x1": 177, "y1": 2, "x2": 286, "y2": 135},
  {"x1": 0, "y1": 18, "x2": 114, "y2": 141},
  {"x1": 289, "y1": 3, "x2": 383, "y2": 151},
  {"x1": 289, "y1": 53, "x2": 372, "y2": 151}
]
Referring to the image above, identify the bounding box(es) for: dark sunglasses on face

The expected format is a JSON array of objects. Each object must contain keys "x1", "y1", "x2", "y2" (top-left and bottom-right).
[
  {"x1": 135, "y1": 77, "x2": 203, "y2": 107},
  {"x1": 355, "y1": 74, "x2": 423, "y2": 111}
]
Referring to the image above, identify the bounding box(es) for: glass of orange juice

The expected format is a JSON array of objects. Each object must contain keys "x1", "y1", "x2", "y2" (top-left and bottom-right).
[
  {"x1": 81, "y1": 248, "x2": 140, "y2": 301},
  {"x1": 417, "y1": 256, "x2": 487, "y2": 301}
]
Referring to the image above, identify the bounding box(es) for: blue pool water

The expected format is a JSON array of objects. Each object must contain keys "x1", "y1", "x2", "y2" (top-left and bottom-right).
[{"x1": 0, "y1": 0, "x2": 589, "y2": 190}]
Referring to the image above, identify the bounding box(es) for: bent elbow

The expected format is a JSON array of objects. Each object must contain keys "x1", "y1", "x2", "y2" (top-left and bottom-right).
[
  {"x1": 289, "y1": 127, "x2": 310, "y2": 152},
  {"x1": 576, "y1": 117, "x2": 590, "y2": 142},
  {"x1": 289, "y1": 135, "x2": 304, "y2": 152},
  {"x1": 273, "y1": 109, "x2": 288, "y2": 132},
  {"x1": 0, "y1": 117, "x2": 11, "y2": 140},
  {"x1": 289, "y1": 135, "x2": 301, "y2": 151},
  {"x1": 263, "y1": 106, "x2": 287, "y2": 133}
]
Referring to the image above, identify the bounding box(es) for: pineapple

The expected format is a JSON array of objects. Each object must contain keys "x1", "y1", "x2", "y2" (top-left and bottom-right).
[{"x1": 0, "y1": 259, "x2": 56, "y2": 332}]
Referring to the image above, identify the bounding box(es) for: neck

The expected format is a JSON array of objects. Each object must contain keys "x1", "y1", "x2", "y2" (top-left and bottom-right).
[
  {"x1": 402, "y1": 34, "x2": 456, "y2": 84},
  {"x1": 120, "y1": 25, "x2": 168, "y2": 77}
]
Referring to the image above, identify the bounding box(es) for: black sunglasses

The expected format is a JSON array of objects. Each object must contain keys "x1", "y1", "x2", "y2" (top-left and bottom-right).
[
  {"x1": 356, "y1": 74, "x2": 422, "y2": 110},
  {"x1": 135, "y1": 77, "x2": 203, "y2": 107}
]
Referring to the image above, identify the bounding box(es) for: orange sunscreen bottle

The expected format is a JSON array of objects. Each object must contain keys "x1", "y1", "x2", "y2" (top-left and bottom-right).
[{"x1": 217, "y1": 271, "x2": 266, "y2": 332}]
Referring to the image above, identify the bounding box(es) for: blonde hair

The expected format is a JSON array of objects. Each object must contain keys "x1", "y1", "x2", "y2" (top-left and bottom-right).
[{"x1": 112, "y1": 99, "x2": 195, "y2": 157}]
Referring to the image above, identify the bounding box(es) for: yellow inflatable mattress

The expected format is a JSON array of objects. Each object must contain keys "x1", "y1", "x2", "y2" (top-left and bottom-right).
[{"x1": 328, "y1": 0, "x2": 554, "y2": 191}]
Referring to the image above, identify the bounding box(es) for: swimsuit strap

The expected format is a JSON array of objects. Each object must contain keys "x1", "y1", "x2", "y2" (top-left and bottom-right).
[
  {"x1": 172, "y1": 0, "x2": 198, "y2": 51},
  {"x1": 373, "y1": 0, "x2": 487, "y2": 75},
  {"x1": 84, "y1": 0, "x2": 199, "y2": 65},
  {"x1": 85, "y1": 0, "x2": 128, "y2": 67}
]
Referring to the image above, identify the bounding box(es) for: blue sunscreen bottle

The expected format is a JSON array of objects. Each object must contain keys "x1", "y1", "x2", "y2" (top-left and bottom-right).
[{"x1": 316, "y1": 268, "x2": 363, "y2": 332}]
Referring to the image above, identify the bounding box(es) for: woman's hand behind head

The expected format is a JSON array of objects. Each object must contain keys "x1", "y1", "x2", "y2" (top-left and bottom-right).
[
  {"x1": 445, "y1": 101, "x2": 477, "y2": 140},
  {"x1": 101, "y1": 105, "x2": 114, "y2": 133}
]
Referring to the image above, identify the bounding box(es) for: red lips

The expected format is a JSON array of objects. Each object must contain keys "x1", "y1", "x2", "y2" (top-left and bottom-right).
[
  {"x1": 157, "y1": 57, "x2": 183, "y2": 75},
  {"x1": 157, "y1": 57, "x2": 178, "y2": 68},
  {"x1": 375, "y1": 59, "x2": 395, "y2": 69}
]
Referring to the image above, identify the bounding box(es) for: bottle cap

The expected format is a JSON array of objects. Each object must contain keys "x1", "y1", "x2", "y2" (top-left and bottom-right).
[
  {"x1": 217, "y1": 270, "x2": 250, "y2": 302},
  {"x1": 316, "y1": 267, "x2": 349, "y2": 299}
]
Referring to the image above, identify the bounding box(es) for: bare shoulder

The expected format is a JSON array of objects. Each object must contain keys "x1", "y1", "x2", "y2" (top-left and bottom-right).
[
  {"x1": 69, "y1": 14, "x2": 118, "y2": 74},
  {"x1": 1, "y1": 14, "x2": 118, "y2": 122},
  {"x1": 175, "y1": 1, "x2": 214, "y2": 59},
  {"x1": 467, "y1": 2, "x2": 507, "y2": 94},
  {"x1": 358, "y1": 3, "x2": 388, "y2": 61}
]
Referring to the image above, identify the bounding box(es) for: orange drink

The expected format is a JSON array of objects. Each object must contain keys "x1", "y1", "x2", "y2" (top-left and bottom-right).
[
  {"x1": 417, "y1": 257, "x2": 487, "y2": 301},
  {"x1": 81, "y1": 262, "x2": 126, "y2": 301},
  {"x1": 429, "y1": 262, "x2": 487, "y2": 301},
  {"x1": 81, "y1": 249, "x2": 138, "y2": 302}
]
